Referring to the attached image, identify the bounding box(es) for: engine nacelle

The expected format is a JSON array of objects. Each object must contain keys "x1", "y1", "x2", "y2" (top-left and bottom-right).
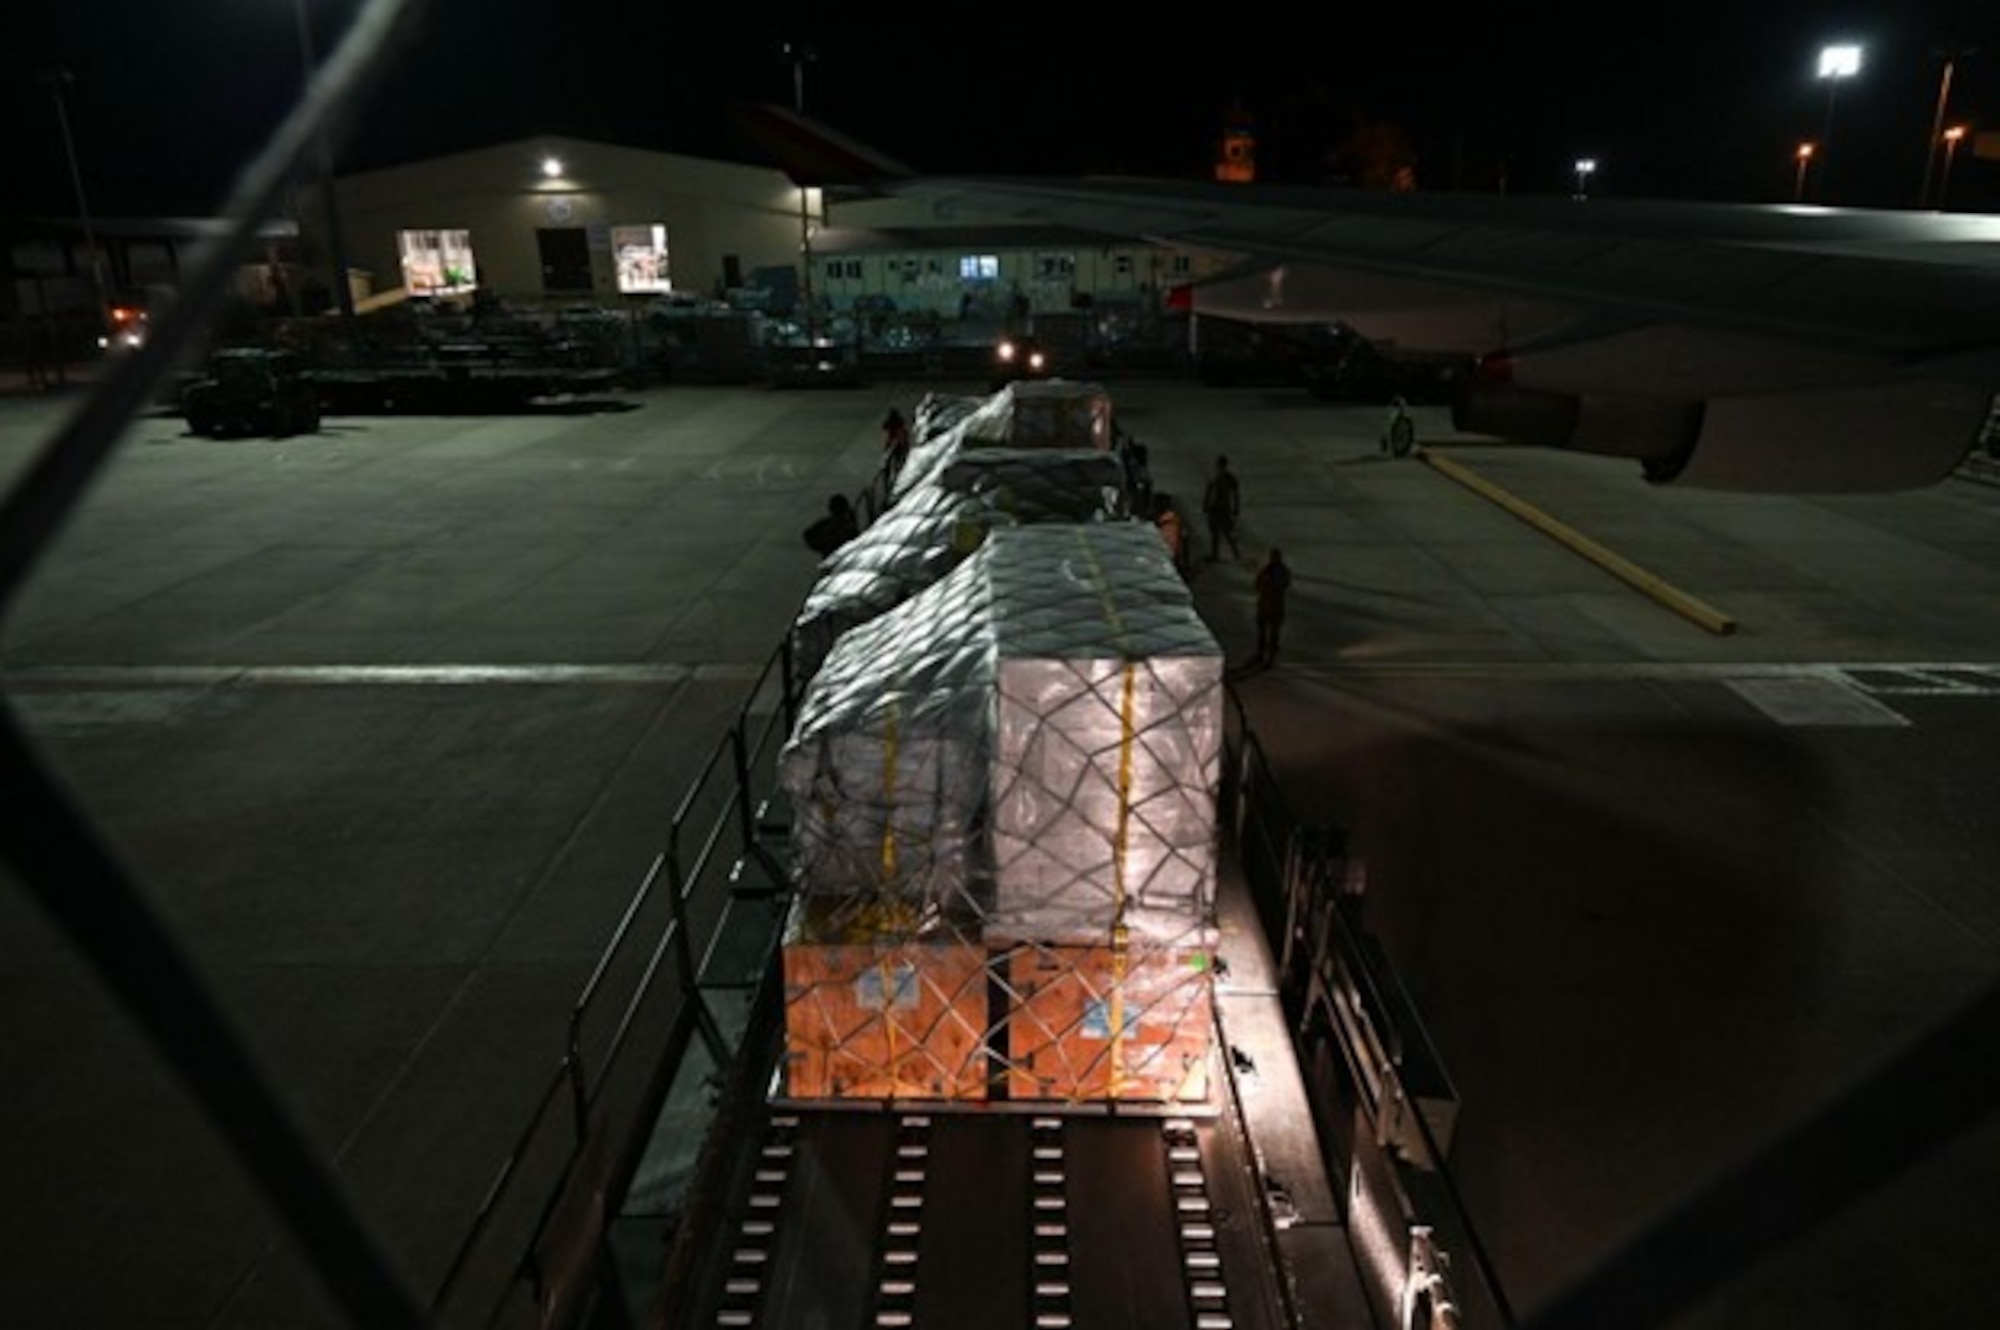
[
  {"x1": 1452, "y1": 383, "x2": 1704, "y2": 481},
  {"x1": 1452, "y1": 379, "x2": 1989, "y2": 491}
]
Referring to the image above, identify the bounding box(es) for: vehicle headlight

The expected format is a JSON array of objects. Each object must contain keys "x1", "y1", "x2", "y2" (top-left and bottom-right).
[
  {"x1": 1028, "y1": 351, "x2": 1046, "y2": 371},
  {"x1": 997, "y1": 340, "x2": 1017, "y2": 361}
]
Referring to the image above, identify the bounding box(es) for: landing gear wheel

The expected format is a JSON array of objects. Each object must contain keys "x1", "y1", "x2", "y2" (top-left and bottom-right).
[{"x1": 1388, "y1": 415, "x2": 1415, "y2": 457}]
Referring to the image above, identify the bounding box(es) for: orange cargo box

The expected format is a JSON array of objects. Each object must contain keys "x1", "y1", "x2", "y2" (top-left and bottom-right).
[
  {"x1": 781, "y1": 903, "x2": 989, "y2": 1101},
  {"x1": 997, "y1": 938, "x2": 1216, "y2": 1103}
]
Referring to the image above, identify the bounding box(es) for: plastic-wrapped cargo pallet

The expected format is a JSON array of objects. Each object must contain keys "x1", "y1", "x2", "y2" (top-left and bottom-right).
[
  {"x1": 777, "y1": 521, "x2": 1223, "y2": 1102},
  {"x1": 791, "y1": 447, "x2": 1128, "y2": 679},
  {"x1": 894, "y1": 379, "x2": 1114, "y2": 501}
]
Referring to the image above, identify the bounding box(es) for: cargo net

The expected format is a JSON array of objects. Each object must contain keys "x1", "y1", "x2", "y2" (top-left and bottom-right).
[
  {"x1": 792, "y1": 446, "x2": 1129, "y2": 679},
  {"x1": 778, "y1": 522, "x2": 1223, "y2": 1103}
]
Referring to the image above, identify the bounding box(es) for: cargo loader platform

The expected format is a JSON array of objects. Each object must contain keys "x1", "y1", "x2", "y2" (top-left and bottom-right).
[{"x1": 704, "y1": 1105, "x2": 1288, "y2": 1330}]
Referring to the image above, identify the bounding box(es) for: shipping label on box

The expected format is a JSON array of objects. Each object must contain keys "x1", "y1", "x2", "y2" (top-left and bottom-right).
[
  {"x1": 781, "y1": 903, "x2": 990, "y2": 1100},
  {"x1": 996, "y1": 937, "x2": 1216, "y2": 1102}
]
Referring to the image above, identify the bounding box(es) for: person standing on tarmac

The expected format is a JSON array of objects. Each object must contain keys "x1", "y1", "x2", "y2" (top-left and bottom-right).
[
  {"x1": 881, "y1": 407, "x2": 912, "y2": 482},
  {"x1": 803, "y1": 493, "x2": 861, "y2": 558},
  {"x1": 1203, "y1": 455, "x2": 1241, "y2": 562},
  {"x1": 1254, "y1": 546, "x2": 1292, "y2": 665},
  {"x1": 1152, "y1": 493, "x2": 1189, "y2": 579}
]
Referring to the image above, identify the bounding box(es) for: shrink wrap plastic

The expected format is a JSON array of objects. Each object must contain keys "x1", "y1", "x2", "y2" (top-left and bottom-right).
[
  {"x1": 792, "y1": 446, "x2": 1126, "y2": 677},
  {"x1": 895, "y1": 379, "x2": 1113, "y2": 501}
]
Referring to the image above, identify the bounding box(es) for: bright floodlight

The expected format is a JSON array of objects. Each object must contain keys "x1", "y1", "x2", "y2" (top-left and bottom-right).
[
  {"x1": 541, "y1": 156, "x2": 564, "y2": 178},
  {"x1": 1575, "y1": 158, "x2": 1597, "y2": 175},
  {"x1": 1818, "y1": 45, "x2": 1862, "y2": 79}
]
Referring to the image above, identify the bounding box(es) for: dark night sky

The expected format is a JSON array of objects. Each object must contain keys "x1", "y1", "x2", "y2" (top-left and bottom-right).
[{"x1": 5, "y1": 1, "x2": 1998, "y2": 219}]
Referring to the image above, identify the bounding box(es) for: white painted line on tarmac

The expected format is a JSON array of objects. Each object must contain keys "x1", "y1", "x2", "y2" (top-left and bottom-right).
[
  {"x1": 0, "y1": 663, "x2": 707, "y2": 688},
  {"x1": 1725, "y1": 677, "x2": 1911, "y2": 727}
]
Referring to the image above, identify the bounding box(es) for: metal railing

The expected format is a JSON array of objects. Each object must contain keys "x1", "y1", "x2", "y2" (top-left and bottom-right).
[
  {"x1": 1219, "y1": 685, "x2": 1514, "y2": 1330},
  {"x1": 428, "y1": 634, "x2": 801, "y2": 1328}
]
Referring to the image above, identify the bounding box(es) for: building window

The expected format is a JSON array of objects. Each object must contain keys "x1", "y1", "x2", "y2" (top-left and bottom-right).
[
  {"x1": 1168, "y1": 254, "x2": 1193, "y2": 277},
  {"x1": 959, "y1": 254, "x2": 999, "y2": 280},
  {"x1": 613, "y1": 224, "x2": 670, "y2": 293},
  {"x1": 1114, "y1": 254, "x2": 1134, "y2": 278},
  {"x1": 398, "y1": 229, "x2": 477, "y2": 295},
  {"x1": 1035, "y1": 253, "x2": 1075, "y2": 280}
]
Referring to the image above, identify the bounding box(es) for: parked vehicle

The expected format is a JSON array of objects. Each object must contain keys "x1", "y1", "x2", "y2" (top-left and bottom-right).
[
  {"x1": 182, "y1": 349, "x2": 322, "y2": 438},
  {"x1": 1192, "y1": 315, "x2": 1472, "y2": 404},
  {"x1": 1302, "y1": 336, "x2": 1472, "y2": 405},
  {"x1": 990, "y1": 333, "x2": 1052, "y2": 388}
]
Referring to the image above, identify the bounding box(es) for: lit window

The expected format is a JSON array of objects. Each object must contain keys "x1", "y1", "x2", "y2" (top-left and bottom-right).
[
  {"x1": 959, "y1": 254, "x2": 999, "y2": 280},
  {"x1": 398, "y1": 229, "x2": 477, "y2": 295},
  {"x1": 613, "y1": 224, "x2": 670, "y2": 293}
]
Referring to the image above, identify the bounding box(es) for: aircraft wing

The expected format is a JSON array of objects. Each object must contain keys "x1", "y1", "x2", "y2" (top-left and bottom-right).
[{"x1": 744, "y1": 104, "x2": 2000, "y2": 492}]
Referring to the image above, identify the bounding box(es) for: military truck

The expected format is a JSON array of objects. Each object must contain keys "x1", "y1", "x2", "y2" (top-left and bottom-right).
[{"x1": 182, "y1": 348, "x2": 322, "y2": 438}]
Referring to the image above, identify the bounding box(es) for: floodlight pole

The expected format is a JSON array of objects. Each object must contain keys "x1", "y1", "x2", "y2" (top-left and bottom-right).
[
  {"x1": 1938, "y1": 126, "x2": 1967, "y2": 209},
  {"x1": 1815, "y1": 44, "x2": 1862, "y2": 203},
  {"x1": 42, "y1": 69, "x2": 112, "y2": 343},
  {"x1": 784, "y1": 42, "x2": 817, "y2": 331},
  {"x1": 1572, "y1": 158, "x2": 1596, "y2": 201}
]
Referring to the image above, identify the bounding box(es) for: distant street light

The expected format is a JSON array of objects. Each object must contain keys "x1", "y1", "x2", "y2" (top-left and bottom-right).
[
  {"x1": 1794, "y1": 141, "x2": 1816, "y2": 201},
  {"x1": 1938, "y1": 125, "x2": 1969, "y2": 209},
  {"x1": 1573, "y1": 157, "x2": 1597, "y2": 200},
  {"x1": 293, "y1": 0, "x2": 355, "y2": 318},
  {"x1": 1816, "y1": 43, "x2": 1862, "y2": 201}
]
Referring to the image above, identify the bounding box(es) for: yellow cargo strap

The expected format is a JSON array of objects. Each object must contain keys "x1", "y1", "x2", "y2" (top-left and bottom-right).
[{"x1": 879, "y1": 696, "x2": 899, "y2": 886}]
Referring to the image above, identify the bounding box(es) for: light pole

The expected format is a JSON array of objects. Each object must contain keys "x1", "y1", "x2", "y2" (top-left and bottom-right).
[
  {"x1": 782, "y1": 41, "x2": 817, "y2": 333},
  {"x1": 1793, "y1": 141, "x2": 1815, "y2": 201},
  {"x1": 1938, "y1": 125, "x2": 1968, "y2": 209},
  {"x1": 293, "y1": 0, "x2": 355, "y2": 318},
  {"x1": 1572, "y1": 157, "x2": 1596, "y2": 200},
  {"x1": 1816, "y1": 43, "x2": 1862, "y2": 202},
  {"x1": 1920, "y1": 46, "x2": 1975, "y2": 206},
  {"x1": 40, "y1": 69, "x2": 113, "y2": 345}
]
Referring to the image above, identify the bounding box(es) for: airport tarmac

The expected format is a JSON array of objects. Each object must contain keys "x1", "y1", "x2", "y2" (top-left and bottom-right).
[{"x1": 1, "y1": 377, "x2": 1997, "y2": 1328}]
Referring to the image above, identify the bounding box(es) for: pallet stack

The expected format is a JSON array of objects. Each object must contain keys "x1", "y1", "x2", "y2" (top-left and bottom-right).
[{"x1": 778, "y1": 518, "x2": 1223, "y2": 1103}]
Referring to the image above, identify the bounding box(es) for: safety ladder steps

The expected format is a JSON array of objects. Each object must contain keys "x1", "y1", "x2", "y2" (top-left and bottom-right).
[
  {"x1": 713, "y1": 1113, "x2": 801, "y2": 1328},
  {"x1": 1165, "y1": 1117, "x2": 1234, "y2": 1330}
]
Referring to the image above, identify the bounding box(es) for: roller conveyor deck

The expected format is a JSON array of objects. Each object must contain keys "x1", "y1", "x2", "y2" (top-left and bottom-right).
[{"x1": 704, "y1": 1097, "x2": 1294, "y2": 1330}]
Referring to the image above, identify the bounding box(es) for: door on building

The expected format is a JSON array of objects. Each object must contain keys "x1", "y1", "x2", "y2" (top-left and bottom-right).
[{"x1": 537, "y1": 228, "x2": 593, "y2": 293}]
